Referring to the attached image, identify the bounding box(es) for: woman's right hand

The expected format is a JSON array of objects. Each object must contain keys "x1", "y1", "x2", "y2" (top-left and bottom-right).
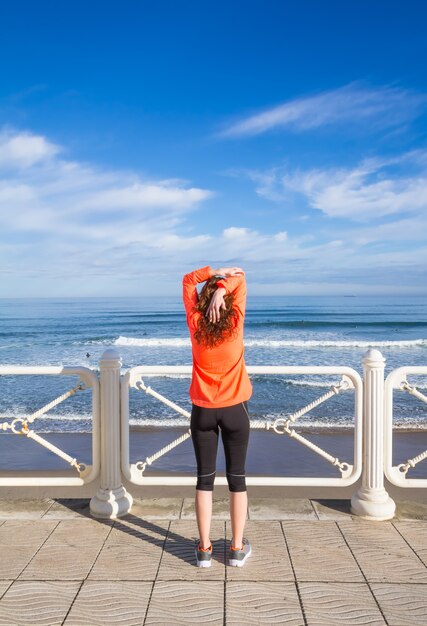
[{"x1": 214, "y1": 267, "x2": 244, "y2": 277}]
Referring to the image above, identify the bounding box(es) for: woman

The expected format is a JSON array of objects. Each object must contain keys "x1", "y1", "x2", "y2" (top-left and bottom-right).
[{"x1": 182, "y1": 265, "x2": 253, "y2": 568}]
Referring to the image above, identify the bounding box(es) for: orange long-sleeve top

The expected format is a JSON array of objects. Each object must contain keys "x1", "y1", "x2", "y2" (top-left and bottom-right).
[{"x1": 182, "y1": 265, "x2": 253, "y2": 408}]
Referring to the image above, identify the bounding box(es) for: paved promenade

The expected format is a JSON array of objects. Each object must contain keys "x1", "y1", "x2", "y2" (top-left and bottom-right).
[{"x1": 1, "y1": 497, "x2": 427, "y2": 625}]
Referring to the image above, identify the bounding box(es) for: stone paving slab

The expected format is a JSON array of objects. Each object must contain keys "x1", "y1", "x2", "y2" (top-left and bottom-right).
[
  {"x1": 299, "y1": 581, "x2": 386, "y2": 625},
  {"x1": 106, "y1": 516, "x2": 170, "y2": 547},
  {"x1": 0, "y1": 582, "x2": 12, "y2": 600},
  {"x1": 41, "y1": 498, "x2": 92, "y2": 519},
  {"x1": 338, "y1": 520, "x2": 427, "y2": 583},
  {"x1": 0, "y1": 498, "x2": 54, "y2": 520},
  {"x1": 249, "y1": 497, "x2": 317, "y2": 520},
  {"x1": 19, "y1": 544, "x2": 102, "y2": 581},
  {"x1": 0, "y1": 519, "x2": 58, "y2": 547},
  {"x1": 45, "y1": 518, "x2": 112, "y2": 545},
  {"x1": 311, "y1": 499, "x2": 354, "y2": 520},
  {"x1": 393, "y1": 521, "x2": 427, "y2": 567},
  {"x1": 371, "y1": 583, "x2": 427, "y2": 626},
  {"x1": 1, "y1": 501, "x2": 427, "y2": 624},
  {"x1": 226, "y1": 581, "x2": 303, "y2": 624},
  {"x1": 283, "y1": 520, "x2": 364, "y2": 583},
  {"x1": 225, "y1": 520, "x2": 294, "y2": 581},
  {"x1": 89, "y1": 541, "x2": 163, "y2": 580},
  {"x1": 129, "y1": 497, "x2": 183, "y2": 519},
  {"x1": 0, "y1": 580, "x2": 81, "y2": 626},
  {"x1": 157, "y1": 520, "x2": 225, "y2": 580},
  {"x1": 395, "y1": 500, "x2": 427, "y2": 521},
  {"x1": 144, "y1": 580, "x2": 223, "y2": 625},
  {"x1": 181, "y1": 496, "x2": 245, "y2": 519},
  {"x1": 18, "y1": 520, "x2": 112, "y2": 581},
  {"x1": 64, "y1": 581, "x2": 152, "y2": 626},
  {"x1": 0, "y1": 546, "x2": 46, "y2": 579},
  {"x1": 3, "y1": 497, "x2": 427, "y2": 521}
]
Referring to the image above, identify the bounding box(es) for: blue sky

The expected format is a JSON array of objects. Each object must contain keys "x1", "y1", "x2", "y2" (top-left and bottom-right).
[{"x1": 1, "y1": 0, "x2": 426, "y2": 296}]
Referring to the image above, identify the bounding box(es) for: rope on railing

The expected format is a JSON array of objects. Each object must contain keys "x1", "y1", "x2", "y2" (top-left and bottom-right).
[
  {"x1": 136, "y1": 429, "x2": 192, "y2": 473},
  {"x1": 132, "y1": 375, "x2": 353, "y2": 476},
  {"x1": 26, "y1": 429, "x2": 85, "y2": 472},
  {"x1": 0, "y1": 380, "x2": 87, "y2": 473},
  {"x1": 268, "y1": 417, "x2": 352, "y2": 476},
  {"x1": 395, "y1": 380, "x2": 427, "y2": 477},
  {"x1": 283, "y1": 377, "x2": 353, "y2": 423},
  {"x1": 0, "y1": 381, "x2": 86, "y2": 432},
  {"x1": 400, "y1": 380, "x2": 427, "y2": 405},
  {"x1": 267, "y1": 376, "x2": 353, "y2": 475},
  {"x1": 398, "y1": 449, "x2": 427, "y2": 476},
  {"x1": 135, "y1": 379, "x2": 191, "y2": 418}
]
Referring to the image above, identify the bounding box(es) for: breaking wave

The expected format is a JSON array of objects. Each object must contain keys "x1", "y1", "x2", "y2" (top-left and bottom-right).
[
  {"x1": 114, "y1": 335, "x2": 427, "y2": 349},
  {"x1": 2, "y1": 411, "x2": 426, "y2": 432}
]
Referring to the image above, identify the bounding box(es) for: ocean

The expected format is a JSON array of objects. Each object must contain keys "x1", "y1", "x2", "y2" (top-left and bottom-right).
[{"x1": 0, "y1": 295, "x2": 426, "y2": 435}]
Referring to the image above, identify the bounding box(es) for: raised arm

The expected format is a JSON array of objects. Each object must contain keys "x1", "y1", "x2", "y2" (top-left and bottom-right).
[
  {"x1": 182, "y1": 265, "x2": 215, "y2": 316},
  {"x1": 216, "y1": 272, "x2": 247, "y2": 319},
  {"x1": 183, "y1": 265, "x2": 246, "y2": 327}
]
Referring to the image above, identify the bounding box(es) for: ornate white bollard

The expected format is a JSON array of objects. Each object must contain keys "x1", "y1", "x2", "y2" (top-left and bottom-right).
[
  {"x1": 351, "y1": 349, "x2": 395, "y2": 520},
  {"x1": 90, "y1": 349, "x2": 133, "y2": 518}
]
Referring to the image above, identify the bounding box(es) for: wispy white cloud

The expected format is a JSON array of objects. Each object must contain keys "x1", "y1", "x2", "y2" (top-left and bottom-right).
[
  {"x1": 0, "y1": 128, "x2": 60, "y2": 168},
  {"x1": 239, "y1": 150, "x2": 427, "y2": 222},
  {"x1": 79, "y1": 182, "x2": 210, "y2": 212},
  {"x1": 213, "y1": 151, "x2": 427, "y2": 293},
  {"x1": 218, "y1": 82, "x2": 426, "y2": 138},
  {"x1": 281, "y1": 150, "x2": 427, "y2": 221},
  {"x1": 0, "y1": 128, "x2": 214, "y2": 241},
  {"x1": 224, "y1": 167, "x2": 285, "y2": 202},
  {"x1": 1, "y1": 127, "x2": 426, "y2": 296},
  {"x1": 0, "y1": 130, "x2": 334, "y2": 290}
]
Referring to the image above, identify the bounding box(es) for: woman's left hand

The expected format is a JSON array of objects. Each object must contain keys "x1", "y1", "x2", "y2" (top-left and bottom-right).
[{"x1": 206, "y1": 288, "x2": 227, "y2": 323}]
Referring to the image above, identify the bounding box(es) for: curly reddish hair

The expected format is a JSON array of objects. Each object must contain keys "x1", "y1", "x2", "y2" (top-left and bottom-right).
[{"x1": 193, "y1": 277, "x2": 238, "y2": 348}]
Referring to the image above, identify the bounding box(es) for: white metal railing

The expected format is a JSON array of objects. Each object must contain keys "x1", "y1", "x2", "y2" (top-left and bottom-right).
[
  {"x1": 121, "y1": 365, "x2": 363, "y2": 487},
  {"x1": 385, "y1": 366, "x2": 427, "y2": 488},
  {"x1": 0, "y1": 365, "x2": 100, "y2": 486},
  {"x1": 1, "y1": 349, "x2": 425, "y2": 521}
]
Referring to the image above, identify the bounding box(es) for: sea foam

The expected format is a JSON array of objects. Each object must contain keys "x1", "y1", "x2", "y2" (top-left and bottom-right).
[{"x1": 114, "y1": 335, "x2": 427, "y2": 349}]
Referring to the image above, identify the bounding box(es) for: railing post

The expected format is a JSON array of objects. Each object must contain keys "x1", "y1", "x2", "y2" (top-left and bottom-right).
[
  {"x1": 90, "y1": 349, "x2": 133, "y2": 518},
  {"x1": 351, "y1": 349, "x2": 395, "y2": 520}
]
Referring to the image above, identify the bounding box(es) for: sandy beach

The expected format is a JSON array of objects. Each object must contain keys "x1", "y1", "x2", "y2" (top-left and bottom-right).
[{"x1": 1, "y1": 428, "x2": 427, "y2": 479}]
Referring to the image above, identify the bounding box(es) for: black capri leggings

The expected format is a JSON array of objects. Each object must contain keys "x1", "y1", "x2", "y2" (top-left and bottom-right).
[{"x1": 190, "y1": 401, "x2": 250, "y2": 492}]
